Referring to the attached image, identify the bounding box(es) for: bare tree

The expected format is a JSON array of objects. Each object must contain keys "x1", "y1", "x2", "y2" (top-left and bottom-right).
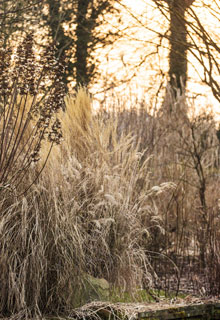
[
  {"x1": 44, "y1": 0, "x2": 121, "y2": 88},
  {"x1": 167, "y1": 0, "x2": 195, "y2": 91},
  {"x1": 44, "y1": 0, "x2": 73, "y2": 88},
  {"x1": 154, "y1": 0, "x2": 220, "y2": 105},
  {"x1": 153, "y1": 0, "x2": 195, "y2": 95},
  {"x1": 186, "y1": 1, "x2": 220, "y2": 104}
]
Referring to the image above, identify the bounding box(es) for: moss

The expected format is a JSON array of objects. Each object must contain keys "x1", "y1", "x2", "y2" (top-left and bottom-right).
[{"x1": 110, "y1": 287, "x2": 187, "y2": 304}]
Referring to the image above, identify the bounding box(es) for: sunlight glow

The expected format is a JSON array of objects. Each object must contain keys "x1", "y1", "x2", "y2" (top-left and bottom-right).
[
  {"x1": 123, "y1": 0, "x2": 146, "y2": 13},
  {"x1": 92, "y1": 0, "x2": 220, "y2": 121}
]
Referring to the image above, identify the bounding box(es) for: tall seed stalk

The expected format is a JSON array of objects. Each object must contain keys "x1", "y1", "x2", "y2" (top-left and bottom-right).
[{"x1": 0, "y1": 33, "x2": 65, "y2": 195}]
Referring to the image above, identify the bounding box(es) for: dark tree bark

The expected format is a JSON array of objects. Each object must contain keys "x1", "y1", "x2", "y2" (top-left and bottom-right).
[
  {"x1": 74, "y1": 0, "x2": 117, "y2": 87},
  {"x1": 167, "y1": 0, "x2": 195, "y2": 92},
  {"x1": 45, "y1": 0, "x2": 118, "y2": 88},
  {"x1": 75, "y1": 0, "x2": 91, "y2": 86},
  {"x1": 46, "y1": 0, "x2": 73, "y2": 89}
]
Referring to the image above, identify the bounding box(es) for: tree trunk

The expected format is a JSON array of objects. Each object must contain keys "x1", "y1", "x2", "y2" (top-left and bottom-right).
[
  {"x1": 75, "y1": 0, "x2": 91, "y2": 87},
  {"x1": 46, "y1": 0, "x2": 73, "y2": 88},
  {"x1": 165, "y1": 0, "x2": 194, "y2": 91},
  {"x1": 161, "y1": 0, "x2": 195, "y2": 113},
  {"x1": 168, "y1": 0, "x2": 188, "y2": 92}
]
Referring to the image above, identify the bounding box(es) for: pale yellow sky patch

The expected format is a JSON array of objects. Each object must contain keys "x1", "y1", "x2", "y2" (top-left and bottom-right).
[
  {"x1": 91, "y1": 0, "x2": 220, "y2": 121},
  {"x1": 122, "y1": 0, "x2": 146, "y2": 14}
]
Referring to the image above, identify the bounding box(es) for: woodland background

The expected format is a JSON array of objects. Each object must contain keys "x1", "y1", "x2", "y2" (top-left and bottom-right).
[{"x1": 0, "y1": 0, "x2": 220, "y2": 318}]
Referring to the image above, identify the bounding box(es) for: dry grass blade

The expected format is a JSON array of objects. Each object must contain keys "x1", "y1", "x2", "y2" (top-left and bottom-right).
[{"x1": 1, "y1": 84, "x2": 219, "y2": 319}]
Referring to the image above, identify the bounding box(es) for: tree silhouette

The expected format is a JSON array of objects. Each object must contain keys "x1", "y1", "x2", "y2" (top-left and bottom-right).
[
  {"x1": 165, "y1": 0, "x2": 195, "y2": 93},
  {"x1": 44, "y1": 0, "x2": 120, "y2": 88},
  {"x1": 44, "y1": 0, "x2": 73, "y2": 89}
]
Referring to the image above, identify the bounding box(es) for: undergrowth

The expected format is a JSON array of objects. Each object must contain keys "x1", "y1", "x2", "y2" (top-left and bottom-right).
[
  {"x1": 0, "y1": 37, "x2": 219, "y2": 318},
  {"x1": 0, "y1": 86, "x2": 176, "y2": 318}
]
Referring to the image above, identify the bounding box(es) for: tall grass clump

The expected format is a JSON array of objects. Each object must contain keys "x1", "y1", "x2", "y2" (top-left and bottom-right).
[
  {"x1": 115, "y1": 86, "x2": 220, "y2": 295},
  {"x1": 43, "y1": 87, "x2": 176, "y2": 294},
  {"x1": 97, "y1": 86, "x2": 220, "y2": 296},
  {"x1": 1, "y1": 42, "x2": 219, "y2": 317},
  {"x1": 0, "y1": 32, "x2": 66, "y2": 318},
  {"x1": 0, "y1": 80, "x2": 175, "y2": 318}
]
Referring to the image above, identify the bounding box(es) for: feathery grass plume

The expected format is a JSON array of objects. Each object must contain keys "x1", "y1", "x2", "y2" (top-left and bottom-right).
[
  {"x1": 0, "y1": 33, "x2": 65, "y2": 196},
  {"x1": 62, "y1": 87, "x2": 92, "y2": 158},
  {"x1": 0, "y1": 32, "x2": 68, "y2": 318},
  {"x1": 58, "y1": 86, "x2": 220, "y2": 297},
  {"x1": 1, "y1": 81, "x2": 219, "y2": 320},
  {"x1": 1, "y1": 87, "x2": 171, "y2": 317},
  {"x1": 91, "y1": 86, "x2": 220, "y2": 296},
  {"x1": 56, "y1": 87, "x2": 219, "y2": 297},
  {"x1": 39, "y1": 89, "x2": 176, "y2": 303}
]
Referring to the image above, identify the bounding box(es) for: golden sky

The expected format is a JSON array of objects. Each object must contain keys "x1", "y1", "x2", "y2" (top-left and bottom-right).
[
  {"x1": 123, "y1": 0, "x2": 146, "y2": 13},
  {"x1": 92, "y1": 0, "x2": 220, "y2": 120}
]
